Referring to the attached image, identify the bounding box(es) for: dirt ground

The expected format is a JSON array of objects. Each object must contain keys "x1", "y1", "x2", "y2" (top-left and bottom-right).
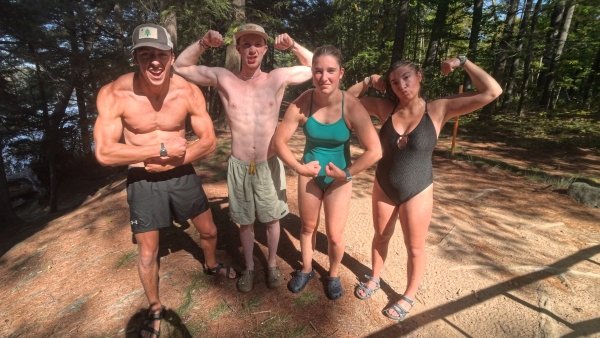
[{"x1": 1, "y1": 129, "x2": 599, "y2": 338}]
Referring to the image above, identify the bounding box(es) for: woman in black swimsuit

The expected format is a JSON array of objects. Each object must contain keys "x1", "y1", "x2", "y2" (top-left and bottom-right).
[{"x1": 347, "y1": 57, "x2": 502, "y2": 321}]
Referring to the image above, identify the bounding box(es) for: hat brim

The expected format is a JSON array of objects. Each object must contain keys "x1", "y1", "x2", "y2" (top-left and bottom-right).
[
  {"x1": 234, "y1": 31, "x2": 269, "y2": 42},
  {"x1": 132, "y1": 42, "x2": 173, "y2": 51}
]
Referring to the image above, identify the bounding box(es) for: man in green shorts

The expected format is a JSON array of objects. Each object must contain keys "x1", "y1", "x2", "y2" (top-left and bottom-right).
[{"x1": 174, "y1": 23, "x2": 313, "y2": 292}]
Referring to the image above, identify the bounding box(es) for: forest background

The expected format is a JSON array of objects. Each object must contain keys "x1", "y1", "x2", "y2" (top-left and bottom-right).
[{"x1": 0, "y1": 0, "x2": 599, "y2": 225}]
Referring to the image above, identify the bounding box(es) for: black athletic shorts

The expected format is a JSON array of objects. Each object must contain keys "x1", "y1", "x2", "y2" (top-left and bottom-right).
[{"x1": 126, "y1": 164, "x2": 209, "y2": 234}]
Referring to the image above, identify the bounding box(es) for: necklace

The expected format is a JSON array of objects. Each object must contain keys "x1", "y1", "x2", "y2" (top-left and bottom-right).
[{"x1": 239, "y1": 70, "x2": 261, "y2": 80}]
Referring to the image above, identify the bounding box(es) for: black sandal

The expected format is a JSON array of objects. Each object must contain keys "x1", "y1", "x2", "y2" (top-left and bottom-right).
[
  {"x1": 204, "y1": 263, "x2": 237, "y2": 279},
  {"x1": 287, "y1": 269, "x2": 315, "y2": 293},
  {"x1": 139, "y1": 305, "x2": 165, "y2": 338},
  {"x1": 326, "y1": 276, "x2": 344, "y2": 300}
]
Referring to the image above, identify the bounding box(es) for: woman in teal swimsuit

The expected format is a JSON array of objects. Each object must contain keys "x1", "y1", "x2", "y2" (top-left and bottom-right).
[{"x1": 272, "y1": 45, "x2": 381, "y2": 300}]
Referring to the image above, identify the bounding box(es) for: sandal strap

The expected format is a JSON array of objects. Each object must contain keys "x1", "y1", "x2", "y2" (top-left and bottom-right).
[
  {"x1": 205, "y1": 263, "x2": 236, "y2": 279},
  {"x1": 205, "y1": 262, "x2": 223, "y2": 274},
  {"x1": 364, "y1": 274, "x2": 381, "y2": 287},
  {"x1": 141, "y1": 306, "x2": 164, "y2": 337},
  {"x1": 400, "y1": 295, "x2": 415, "y2": 307},
  {"x1": 147, "y1": 306, "x2": 165, "y2": 320},
  {"x1": 357, "y1": 282, "x2": 379, "y2": 295},
  {"x1": 388, "y1": 303, "x2": 409, "y2": 317},
  {"x1": 140, "y1": 326, "x2": 160, "y2": 337}
]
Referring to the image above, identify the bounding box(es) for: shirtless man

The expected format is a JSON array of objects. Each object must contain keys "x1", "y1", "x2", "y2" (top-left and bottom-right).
[
  {"x1": 174, "y1": 23, "x2": 313, "y2": 293},
  {"x1": 94, "y1": 23, "x2": 235, "y2": 337}
]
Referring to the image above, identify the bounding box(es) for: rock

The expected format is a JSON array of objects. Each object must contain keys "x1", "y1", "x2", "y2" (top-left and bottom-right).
[{"x1": 567, "y1": 182, "x2": 600, "y2": 208}]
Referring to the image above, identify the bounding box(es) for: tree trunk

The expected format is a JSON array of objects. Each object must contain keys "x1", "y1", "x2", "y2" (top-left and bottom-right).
[
  {"x1": 0, "y1": 140, "x2": 21, "y2": 227},
  {"x1": 537, "y1": 0, "x2": 565, "y2": 106},
  {"x1": 161, "y1": 0, "x2": 178, "y2": 49},
  {"x1": 75, "y1": 85, "x2": 90, "y2": 156},
  {"x1": 463, "y1": 0, "x2": 483, "y2": 90},
  {"x1": 540, "y1": 0, "x2": 576, "y2": 110},
  {"x1": 501, "y1": 0, "x2": 534, "y2": 111},
  {"x1": 581, "y1": 45, "x2": 600, "y2": 108},
  {"x1": 48, "y1": 84, "x2": 74, "y2": 212},
  {"x1": 391, "y1": 0, "x2": 409, "y2": 64},
  {"x1": 226, "y1": 0, "x2": 245, "y2": 73},
  {"x1": 480, "y1": 0, "x2": 517, "y2": 120},
  {"x1": 67, "y1": 11, "x2": 92, "y2": 157},
  {"x1": 517, "y1": 0, "x2": 543, "y2": 116},
  {"x1": 423, "y1": 0, "x2": 449, "y2": 71},
  {"x1": 495, "y1": 0, "x2": 519, "y2": 90}
]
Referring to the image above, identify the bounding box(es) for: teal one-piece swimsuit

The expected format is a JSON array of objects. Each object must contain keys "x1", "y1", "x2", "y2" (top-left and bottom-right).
[{"x1": 302, "y1": 91, "x2": 351, "y2": 190}]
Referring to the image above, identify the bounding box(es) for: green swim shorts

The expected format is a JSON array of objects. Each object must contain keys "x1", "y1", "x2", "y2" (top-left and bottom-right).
[{"x1": 227, "y1": 156, "x2": 289, "y2": 225}]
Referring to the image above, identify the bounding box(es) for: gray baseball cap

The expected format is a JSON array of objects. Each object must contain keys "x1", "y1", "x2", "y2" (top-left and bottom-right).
[{"x1": 132, "y1": 23, "x2": 173, "y2": 51}]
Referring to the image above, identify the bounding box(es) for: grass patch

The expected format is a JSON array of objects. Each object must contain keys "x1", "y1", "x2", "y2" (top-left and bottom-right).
[
  {"x1": 114, "y1": 250, "x2": 137, "y2": 269},
  {"x1": 438, "y1": 150, "x2": 587, "y2": 188},
  {"x1": 208, "y1": 300, "x2": 230, "y2": 320},
  {"x1": 187, "y1": 321, "x2": 207, "y2": 337},
  {"x1": 292, "y1": 291, "x2": 319, "y2": 307},
  {"x1": 248, "y1": 314, "x2": 308, "y2": 338},
  {"x1": 242, "y1": 295, "x2": 262, "y2": 313},
  {"x1": 437, "y1": 109, "x2": 600, "y2": 188},
  {"x1": 177, "y1": 272, "x2": 209, "y2": 317},
  {"x1": 447, "y1": 110, "x2": 600, "y2": 149}
]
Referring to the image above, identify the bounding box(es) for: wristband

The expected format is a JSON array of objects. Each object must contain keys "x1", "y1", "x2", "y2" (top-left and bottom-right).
[
  {"x1": 198, "y1": 39, "x2": 209, "y2": 49},
  {"x1": 363, "y1": 76, "x2": 372, "y2": 88},
  {"x1": 343, "y1": 168, "x2": 352, "y2": 182},
  {"x1": 287, "y1": 40, "x2": 295, "y2": 51},
  {"x1": 458, "y1": 55, "x2": 467, "y2": 67}
]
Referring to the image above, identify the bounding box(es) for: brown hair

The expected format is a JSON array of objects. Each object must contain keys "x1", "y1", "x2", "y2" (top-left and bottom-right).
[
  {"x1": 384, "y1": 60, "x2": 422, "y2": 102},
  {"x1": 312, "y1": 45, "x2": 343, "y2": 67}
]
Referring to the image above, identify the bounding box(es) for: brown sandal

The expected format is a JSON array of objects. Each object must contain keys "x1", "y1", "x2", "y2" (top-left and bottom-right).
[{"x1": 139, "y1": 305, "x2": 165, "y2": 338}]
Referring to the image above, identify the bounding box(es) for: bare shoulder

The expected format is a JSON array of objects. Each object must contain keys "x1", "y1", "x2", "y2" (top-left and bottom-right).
[
  {"x1": 269, "y1": 65, "x2": 310, "y2": 81},
  {"x1": 171, "y1": 74, "x2": 206, "y2": 108},
  {"x1": 170, "y1": 73, "x2": 195, "y2": 91},
  {"x1": 424, "y1": 98, "x2": 446, "y2": 120},
  {"x1": 343, "y1": 92, "x2": 370, "y2": 115},
  {"x1": 361, "y1": 96, "x2": 395, "y2": 123},
  {"x1": 285, "y1": 89, "x2": 312, "y2": 120},
  {"x1": 294, "y1": 89, "x2": 313, "y2": 109},
  {"x1": 99, "y1": 73, "x2": 134, "y2": 96},
  {"x1": 343, "y1": 92, "x2": 363, "y2": 106},
  {"x1": 96, "y1": 73, "x2": 135, "y2": 115}
]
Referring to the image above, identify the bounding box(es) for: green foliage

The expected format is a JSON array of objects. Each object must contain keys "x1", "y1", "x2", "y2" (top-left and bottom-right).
[
  {"x1": 176, "y1": 0, "x2": 233, "y2": 51},
  {"x1": 455, "y1": 109, "x2": 600, "y2": 150},
  {"x1": 1, "y1": 0, "x2": 598, "y2": 196}
]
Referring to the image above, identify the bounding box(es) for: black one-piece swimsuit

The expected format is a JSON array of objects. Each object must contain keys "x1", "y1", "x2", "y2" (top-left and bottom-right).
[{"x1": 375, "y1": 103, "x2": 437, "y2": 205}]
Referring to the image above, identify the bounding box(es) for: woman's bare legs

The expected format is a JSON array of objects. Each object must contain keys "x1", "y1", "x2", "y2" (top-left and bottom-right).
[
  {"x1": 388, "y1": 184, "x2": 433, "y2": 316},
  {"x1": 357, "y1": 180, "x2": 399, "y2": 296},
  {"x1": 297, "y1": 175, "x2": 323, "y2": 273},
  {"x1": 322, "y1": 180, "x2": 353, "y2": 277}
]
